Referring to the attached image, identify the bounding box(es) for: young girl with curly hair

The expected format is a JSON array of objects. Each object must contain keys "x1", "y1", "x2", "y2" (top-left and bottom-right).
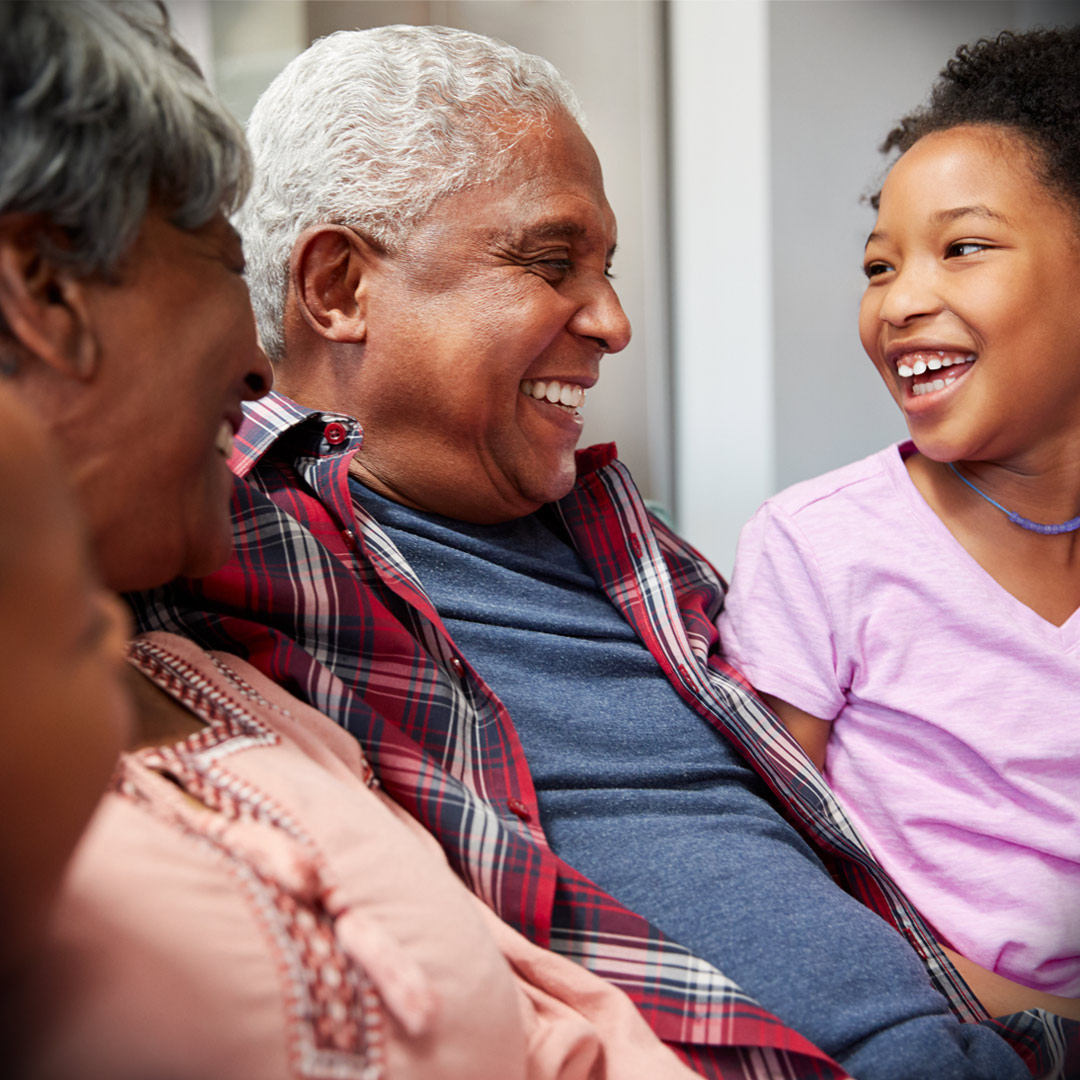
[{"x1": 720, "y1": 26, "x2": 1080, "y2": 1014}]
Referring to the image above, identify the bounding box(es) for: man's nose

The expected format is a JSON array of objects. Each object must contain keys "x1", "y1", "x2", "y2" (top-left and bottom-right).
[{"x1": 570, "y1": 275, "x2": 632, "y2": 355}]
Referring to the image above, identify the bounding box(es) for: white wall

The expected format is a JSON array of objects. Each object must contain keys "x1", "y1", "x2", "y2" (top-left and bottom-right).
[{"x1": 670, "y1": 1, "x2": 773, "y2": 573}]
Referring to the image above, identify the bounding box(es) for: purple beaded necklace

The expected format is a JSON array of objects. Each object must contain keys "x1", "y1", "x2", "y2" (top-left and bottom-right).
[{"x1": 948, "y1": 463, "x2": 1080, "y2": 535}]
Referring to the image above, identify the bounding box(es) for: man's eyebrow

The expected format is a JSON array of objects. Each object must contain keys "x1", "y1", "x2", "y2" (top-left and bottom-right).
[
  {"x1": 493, "y1": 221, "x2": 619, "y2": 263},
  {"x1": 494, "y1": 220, "x2": 587, "y2": 245}
]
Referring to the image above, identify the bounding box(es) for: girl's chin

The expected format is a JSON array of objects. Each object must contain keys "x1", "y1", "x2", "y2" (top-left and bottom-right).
[{"x1": 903, "y1": 424, "x2": 969, "y2": 464}]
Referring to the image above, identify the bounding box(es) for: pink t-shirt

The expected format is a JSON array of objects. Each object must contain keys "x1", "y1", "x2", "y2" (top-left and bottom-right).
[{"x1": 718, "y1": 442, "x2": 1080, "y2": 996}]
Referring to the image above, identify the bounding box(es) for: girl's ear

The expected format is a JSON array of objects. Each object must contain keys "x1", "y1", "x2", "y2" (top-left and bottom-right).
[
  {"x1": 289, "y1": 224, "x2": 382, "y2": 345},
  {"x1": 0, "y1": 216, "x2": 99, "y2": 380}
]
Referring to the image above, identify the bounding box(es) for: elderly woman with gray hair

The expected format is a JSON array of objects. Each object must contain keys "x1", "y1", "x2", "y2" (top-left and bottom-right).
[{"x1": 0, "y1": 4, "x2": 700, "y2": 1079}]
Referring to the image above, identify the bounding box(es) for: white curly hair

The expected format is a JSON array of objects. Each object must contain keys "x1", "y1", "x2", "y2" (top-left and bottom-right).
[{"x1": 236, "y1": 23, "x2": 586, "y2": 363}]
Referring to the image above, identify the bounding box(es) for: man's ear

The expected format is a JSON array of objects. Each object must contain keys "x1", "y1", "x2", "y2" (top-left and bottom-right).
[
  {"x1": 290, "y1": 225, "x2": 382, "y2": 344},
  {"x1": 0, "y1": 216, "x2": 98, "y2": 380}
]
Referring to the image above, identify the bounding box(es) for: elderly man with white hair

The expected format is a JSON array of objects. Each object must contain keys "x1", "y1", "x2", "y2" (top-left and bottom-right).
[{"x1": 140, "y1": 24, "x2": 1070, "y2": 1080}]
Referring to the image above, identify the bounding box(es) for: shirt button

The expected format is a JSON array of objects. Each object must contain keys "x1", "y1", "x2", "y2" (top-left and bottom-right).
[
  {"x1": 324, "y1": 421, "x2": 347, "y2": 446},
  {"x1": 629, "y1": 533, "x2": 643, "y2": 558},
  {"x1": 507, "y1": 798, "x2": 532, "y2": 823},
  {"x1": 449, "y1": 656, "x2": 465, "y2": 677},
  {"x1": 341, "y1": 528, "x2": 357, "y2": 551}
]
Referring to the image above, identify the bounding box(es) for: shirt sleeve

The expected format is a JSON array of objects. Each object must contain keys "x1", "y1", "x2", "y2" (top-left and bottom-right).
[{"x1": 717, "y1": 500, "x2": 846, "y2": 721}]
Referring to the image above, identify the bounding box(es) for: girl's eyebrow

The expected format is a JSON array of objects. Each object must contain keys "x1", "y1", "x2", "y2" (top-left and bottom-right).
[
  {"x1": 865, "y1": 203, "x2": 1013, "y2": 249},
  {"x1": 930, "y1": 204, "x2": 1012, "y2": 226}
]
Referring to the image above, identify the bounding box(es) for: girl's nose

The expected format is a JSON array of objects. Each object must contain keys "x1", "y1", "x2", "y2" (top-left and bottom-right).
[{"x1": 877, "y1": 264, "x2": 944, "y2": 327}]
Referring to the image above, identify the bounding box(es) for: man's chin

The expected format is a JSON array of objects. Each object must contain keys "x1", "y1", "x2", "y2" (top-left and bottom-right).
[{"x1": 516, "y1": 462, "x2": 579, "y2": 514}]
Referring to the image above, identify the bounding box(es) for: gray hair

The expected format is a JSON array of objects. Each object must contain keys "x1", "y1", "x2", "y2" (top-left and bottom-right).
[
  {"x1": 0, "y1": 0, "x2": 250, "y2": 282},
  {"x1": 238, "y1": 24, "x2": 585, "y2": 363}
]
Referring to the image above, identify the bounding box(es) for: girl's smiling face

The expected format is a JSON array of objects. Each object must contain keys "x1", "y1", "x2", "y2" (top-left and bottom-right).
[{"x1": 859, "y1": 125, "x2": 1080, "y2": 467}]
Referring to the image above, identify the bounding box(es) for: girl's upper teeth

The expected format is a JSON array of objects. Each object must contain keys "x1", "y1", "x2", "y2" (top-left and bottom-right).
[
  {"x1": 520, "y1": 378, "x2": 586, "y2": 408},
  {"x1": 895, "y1": 353, "x2": 975, "y2": 378}
]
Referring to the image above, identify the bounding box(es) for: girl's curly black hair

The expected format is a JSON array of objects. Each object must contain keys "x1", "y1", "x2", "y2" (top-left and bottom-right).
[{"x1": 874, "y1": 26, "x2": 1080, "y2": 212}]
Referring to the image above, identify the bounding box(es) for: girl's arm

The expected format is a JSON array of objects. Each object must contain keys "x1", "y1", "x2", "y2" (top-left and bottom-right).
[
  {"x1": 759, "y1": 690, "x2": 1080, "y2": 1018},
  {"x1": 943, "y1": 948, "x2": 1080, "y2": 1021},
  {"x1": 758, "y1": 691, "x2": 832, "y2": 771}
]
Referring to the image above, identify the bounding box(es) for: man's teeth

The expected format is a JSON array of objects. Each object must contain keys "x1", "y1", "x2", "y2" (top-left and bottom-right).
[
  {"x1": 895, "y1": 352, "x2": 975, "y2": 378},
  {"x1": 520, "y1": 378, "x2": 586, "y2": 409},
  {"x1": 215, "y1": 420, "x2": 234, "y2": 457}
]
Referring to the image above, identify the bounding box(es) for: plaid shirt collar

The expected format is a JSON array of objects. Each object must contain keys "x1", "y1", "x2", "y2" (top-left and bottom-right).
[
  {"x1": 231, "y1": 392, "x2": 618, "y2": 482},
  {"x1": 229, "y1": 394, "x2": 361, "y2": 478}
]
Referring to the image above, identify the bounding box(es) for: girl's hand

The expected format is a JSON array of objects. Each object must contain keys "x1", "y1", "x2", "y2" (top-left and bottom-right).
[{"x1": 944, "y1": 947, "x2": 1080, "y2": 1020}]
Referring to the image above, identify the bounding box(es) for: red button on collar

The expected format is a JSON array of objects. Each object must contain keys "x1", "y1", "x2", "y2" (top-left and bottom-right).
[
  {"x1": 449, "y1": 656, "x2": 465, "y2": 677},
  {"x1": 324, "y1": 421, "x2": 347, "y2": 446},
  {"x1": 508, "y1": 798, "x2": 532, "y2": 823}
]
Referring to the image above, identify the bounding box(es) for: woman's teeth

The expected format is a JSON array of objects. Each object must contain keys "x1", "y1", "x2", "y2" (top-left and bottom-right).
[
  {"x1": 215, "y1": 420, "x2": 234, "y2": 457},
  {"x1": 520, "y1": 379, "x2": 586, "y2": 409},
  {"x1": 895, "y1": 352, "x2": 975, "y2": 378}
]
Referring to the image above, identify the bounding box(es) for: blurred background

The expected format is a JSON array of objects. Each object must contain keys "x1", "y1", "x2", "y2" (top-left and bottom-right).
[{"x1": 165, "y1": 0, "x2": 1080, "y2": 573}]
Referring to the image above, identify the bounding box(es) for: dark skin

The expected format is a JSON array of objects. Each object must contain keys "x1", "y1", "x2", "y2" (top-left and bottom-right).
[
  {"x1": 907, "y1": 451, "x2": 1080, "y2": 626},
  {"x1": 274, "y1": 112, "x2": 629, "y2": 525},
  {"x1": 126, "y1": 665, "x2": 206, "y2": 751}
]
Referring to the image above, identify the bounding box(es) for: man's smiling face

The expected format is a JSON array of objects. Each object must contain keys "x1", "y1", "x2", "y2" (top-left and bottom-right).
[{"x1": 346, "y1": 110, "x2": 631, "y2": 523}]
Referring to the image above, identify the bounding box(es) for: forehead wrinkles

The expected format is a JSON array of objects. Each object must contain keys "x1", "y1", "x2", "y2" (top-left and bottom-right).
[{"x1": 391, "y1": 115, "x2": 615, "y2": 279}]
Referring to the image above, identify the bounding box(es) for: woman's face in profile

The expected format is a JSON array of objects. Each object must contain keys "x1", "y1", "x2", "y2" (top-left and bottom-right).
[
  {"x1": 66, "y1": 212, "x2": 272, "y2": 593},
  {"x1": 0, "y1": 392, "x2": 132, "y2": 961}
]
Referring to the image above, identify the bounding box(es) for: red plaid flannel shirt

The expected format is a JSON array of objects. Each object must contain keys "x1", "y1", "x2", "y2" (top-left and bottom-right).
[{"x1": 133, "y1": 392, "x2": 1075, "y2": 1080}]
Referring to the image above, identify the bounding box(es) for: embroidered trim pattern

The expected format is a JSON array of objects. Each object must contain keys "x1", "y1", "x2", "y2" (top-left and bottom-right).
[{"x1": 120, "y1": 639, "x2": 386, "y2": 1078}]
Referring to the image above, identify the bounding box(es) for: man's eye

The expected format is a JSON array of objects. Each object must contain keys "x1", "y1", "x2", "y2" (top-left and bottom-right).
[
  {"x1": 863, "y1": 260, "x2": 892, "y2": 279},
  {"x1": 528, "y1": 258, "x2": 572, "y2": 283},
  {"x1": 945, "y1": 241, "x2": 988, "y2": 258}
]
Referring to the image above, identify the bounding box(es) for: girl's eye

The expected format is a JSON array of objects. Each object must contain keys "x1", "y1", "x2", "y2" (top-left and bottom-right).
[
  {"x1": 946, "y1": 241, "x2": 988, "y2": 258},
  {"x1": 863, "y1": 260, "x2": 892, "y2": 280}
]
